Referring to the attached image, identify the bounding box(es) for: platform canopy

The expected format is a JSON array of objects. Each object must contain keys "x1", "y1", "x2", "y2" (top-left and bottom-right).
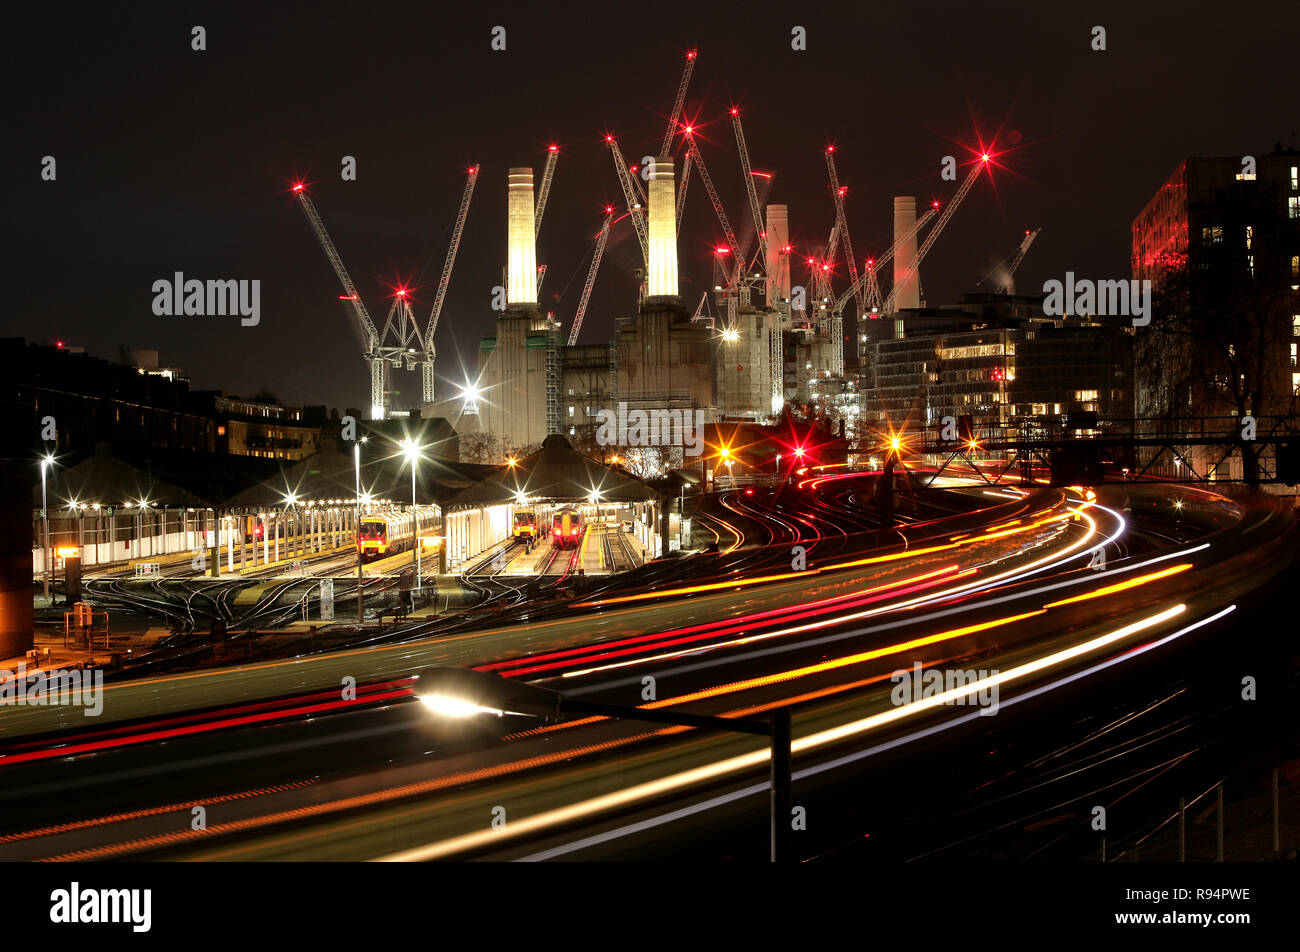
[
  {"x1": 447, "y1": 435, "x2": 659, "y2": 509},
  {"x1": 222, "y1": 438, "x2": 495, "y2": 510},
  {"x1": 33, "y1": 443, "x2": 205, "y2": 509}
]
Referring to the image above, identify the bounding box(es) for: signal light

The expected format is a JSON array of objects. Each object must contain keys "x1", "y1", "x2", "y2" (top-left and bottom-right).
[
  {"x1": 548, "y1": 144, "x2": 558, "y2": 152},
  {"x1": 730, "y1": 107, "x2": 738, "y2": 116},
  {"x1": 292, "y1": 182, "x2": 305, "y2": 192},
  {"x1": 687, "y1": 50, "x2": 697, "y2": 59},
  {"x1": 981, "y1": 153, "x2": 991, "y2": 162}
]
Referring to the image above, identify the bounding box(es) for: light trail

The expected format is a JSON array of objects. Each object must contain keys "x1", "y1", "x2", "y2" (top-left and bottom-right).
[{"x1": 377, "y1": 604, "x2": 1188, "y2": 861}]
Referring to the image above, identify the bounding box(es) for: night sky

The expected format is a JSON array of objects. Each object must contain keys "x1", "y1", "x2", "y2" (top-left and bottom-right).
[{"x1": 5, "y1": 1, "x2": 1295, "y2": 412}]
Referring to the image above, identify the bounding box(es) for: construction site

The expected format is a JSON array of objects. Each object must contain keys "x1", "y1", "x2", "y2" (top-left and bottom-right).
[{"x1": 286, "y1": 49, "x2": 1078, "y2": 464}]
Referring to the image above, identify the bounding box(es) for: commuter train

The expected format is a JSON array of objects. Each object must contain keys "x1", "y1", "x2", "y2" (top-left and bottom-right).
[
  {"x1": 356, "y1": 512, "x2": 417, "y2": 562},
  {"x1": 243, "y1": 515, "x2": 265, "y2": 544},
  {"x1": 551, "y1": 508, "x2": 584, "y2": 549},
  {"x1": 513, "y1": 508, "x2": 541, "y2": 540}
]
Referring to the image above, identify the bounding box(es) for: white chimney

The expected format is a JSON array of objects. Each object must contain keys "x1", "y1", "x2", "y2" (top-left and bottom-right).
[
  {"x1": 507, "y1": 167, "x2": 537, "y2": 307},
  {"x1": 646, "y1": 155, "x2": 678, "y2": 299}
]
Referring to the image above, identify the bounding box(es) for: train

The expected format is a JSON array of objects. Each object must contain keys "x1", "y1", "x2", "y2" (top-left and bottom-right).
[
  {"x1": 551, "y1": 508, "x2": 584, "y2": 549},
  {"x1": 356, "y1": 512, "x2": 417, "y2": 562},
  {"x1": 243, "y1": 515, "x2": 265, "y2": 544},
  {"x1": 513, "y1": 508, "x2": 543, "y2": 540}
]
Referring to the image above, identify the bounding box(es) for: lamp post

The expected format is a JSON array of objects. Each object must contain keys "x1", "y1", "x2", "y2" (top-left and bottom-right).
[
  {"x1": 40, "y1": 454, "x2": 53, "y2": 601},
  {"x1": 402, "y1": 440, "x2": 422, "y2": 596},
  {"x1": 412, "y1": 667, "x2": 794, "y2": 862},
  {"x1": 354, "y1": 436, "x2": 367, "y2": 624}
]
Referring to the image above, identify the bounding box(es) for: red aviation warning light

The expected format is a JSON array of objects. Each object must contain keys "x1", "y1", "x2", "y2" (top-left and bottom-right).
[
  {"x1": 548, "y1": 144, "x2": 558, "y2": 153},
  {"x1": 338, "y1": 294, "x2": 358, "y2": 301},
  {"x1": 292, "y1": 182, "x2": 305, "y2": 193},
  {"x1": 981, "y1": 153, "x2": 991, "y2": 163}
]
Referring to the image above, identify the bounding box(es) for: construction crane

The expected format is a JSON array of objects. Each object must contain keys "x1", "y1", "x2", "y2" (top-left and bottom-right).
[
  {"x1": 883, "y1": 155, "x2": 989, "y2": 314},
  {"x1": 685, "y1": 128, "x2": 743, "y2": 325},
  {"x1": 664, "y1": 50, "x2": 698, "y2": 232},
  {"x1": 980, "y1": 228, "x2": 1040, "y2": 294},
  {"x1": 730, "y1": 108, "x2": 768, "y2": 275},
  {"x1": 568, "y1": 207, "x2": 615, "y2": 346},
  {"x1": 661, "y1": 50, "x2": 697, "y2": 156},
  {"x1": 834, "y1": 204, "x2": 939, "y2": 315},
  {"x1": 825, "y1": 146, "x2": 863, "y2": 314},
  {"x1": 534, "y1": 145, "x2": 559, "y2": 238},
  {"x1": 604, "y1": 134, "x2": 648, "y2": 268},
  {"x1": 294, "y1": 182, "x2": 398, "y2": 420},
  {"x1": 421, "y1": 165, "x2": 479, "y2": 404}
]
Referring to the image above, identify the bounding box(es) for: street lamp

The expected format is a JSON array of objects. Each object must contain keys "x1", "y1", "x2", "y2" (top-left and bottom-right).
[
  {"x1": 402, "y1": 439, "x2": 423, "y2": 595},
  {"x1": 411, "y1": 667, "x2": 793, "y2": 861},
  {"x1": 354, "y1": 436, "x2": 368, "y2": 623},
  {"x1": 39, "y1": 453, "x2": 53, "y2": 601}
]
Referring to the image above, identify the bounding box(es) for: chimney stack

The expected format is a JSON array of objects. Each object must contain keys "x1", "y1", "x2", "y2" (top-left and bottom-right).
[
  {"x1": 892, "y1": 196, "x2": 920, "y2": 312},
  {"x1": 507, "y1": 167, "x2": 537, "y2": 307},
  {"x1": 764, "y1": 204, "x2": 790, "y2": 312},
  {"x1": 646, "y1": 155, "x2": 679, "y2": 299}
]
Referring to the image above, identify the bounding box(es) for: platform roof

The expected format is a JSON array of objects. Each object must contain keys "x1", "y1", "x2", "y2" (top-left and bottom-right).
[
  {"x1": 34, "y1": 443, "x2": 206, "y2": 509},
  {"x1": 447, "y1": 435, "x2": 659, "y2": 509},
  {"x1": 222, "y1": 438, "x2": 495, "y2": 510}
]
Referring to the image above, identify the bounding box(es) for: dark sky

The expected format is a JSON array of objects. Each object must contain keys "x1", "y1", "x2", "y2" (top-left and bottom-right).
[{"x1": 5, "y1": 1, "x2": 1296, "y2": 412}]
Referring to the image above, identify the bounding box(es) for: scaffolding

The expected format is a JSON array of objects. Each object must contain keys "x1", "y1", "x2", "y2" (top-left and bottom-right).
[{"x1": 546, "y1": 313, "x2": 561, "y2": 435}]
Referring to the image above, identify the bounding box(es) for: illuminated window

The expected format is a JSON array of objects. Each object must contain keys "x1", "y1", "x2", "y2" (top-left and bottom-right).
[
  {"x1": 1293, "y1": 256, "x2": 1299, "y2": 278},
  {"x1": 1245, "y1": 225, "x2": 1253, "y2": 250},
  {"x1": 1202, "y1": 225, "x2": 1223, "y2": 244},
  {"x1": 1293, "y1": 315, "x2": 1300, "y2": 336},
  {"x1": 568, "y1": 405, "x2": 574, "y2": 417},
  {"x1": 1235, "y1": 171, "x2": 1256, "y2": 181},
  {"x1": 1290, "y1": 197, "x2": 1300, "y2": 219},
  {"x1": 1247, "y1": 255, "x2": 1255, "y2": 277},
  {"x1": 1074, "y1": 390, "x2": 1099, "y2": 401},
  {"x1": 1293, "y1": 166, "x2": 1299, "y2": 189}
]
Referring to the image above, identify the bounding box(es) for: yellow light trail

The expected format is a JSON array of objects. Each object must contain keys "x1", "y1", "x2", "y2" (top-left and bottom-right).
[
  {"x1": 377, "y1": 604, "x2": 1187, "y2": 861},
  {"x1": 1043, "y1": 564, "x2": 1192, "y2": 608}
]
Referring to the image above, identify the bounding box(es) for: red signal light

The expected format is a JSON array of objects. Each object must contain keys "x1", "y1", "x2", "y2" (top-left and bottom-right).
[
  {"x1": 687, "y1": 50, "x2": 697, "y2": 60},
  {"x1": 981, "y1": 153, "x2": 991, "y2": 162},
  {"x1": 716, "y1": 246, "x2": 730, "y2": 254},
  {"x1": 548, "y1": 144, "x2": 558, "y2": 152},
  {"x1": 56, "y1": 340, "x2": 64, "y2": 348},
  {"x1": 292, "y1": 182, "x2": 305, "y2": 192}
]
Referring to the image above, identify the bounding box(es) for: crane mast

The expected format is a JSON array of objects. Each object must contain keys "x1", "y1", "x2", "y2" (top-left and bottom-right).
[
  {"x1": 421, "y1": 165, "x2": 479, "y2": 404},
  {"x1": 568, "y1": 209, "x2": 614, "y2": 346},
  {"x1": 661, "y1": 50, "x2": 697, "y2": 156}
]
